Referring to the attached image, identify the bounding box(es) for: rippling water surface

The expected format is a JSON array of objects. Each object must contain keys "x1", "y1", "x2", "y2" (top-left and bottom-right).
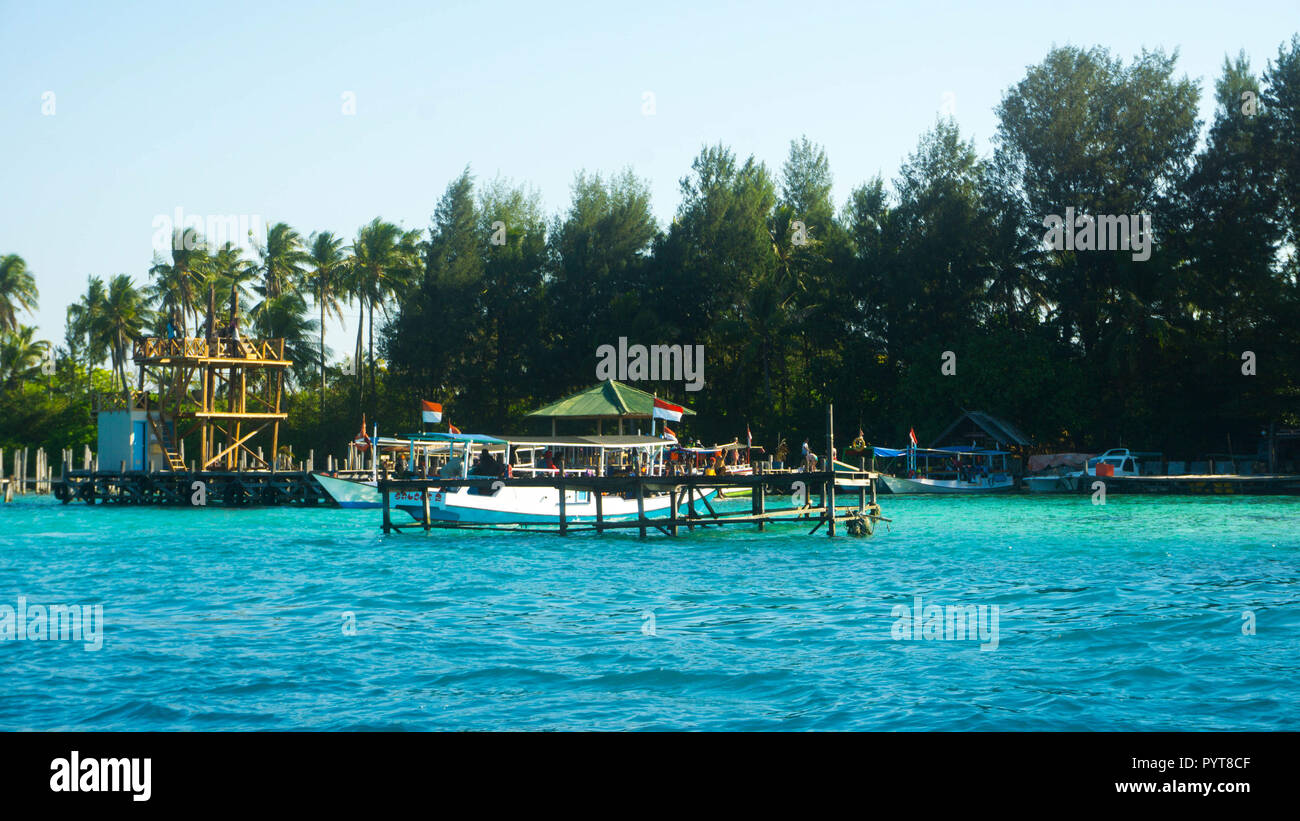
[{"x1": 1, "y1": 494, "x2": 1296, "y2": 730}]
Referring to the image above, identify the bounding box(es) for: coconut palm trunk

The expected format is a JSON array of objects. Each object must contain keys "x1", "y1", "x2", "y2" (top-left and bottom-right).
[{"x1": 320, "y1": 283, "x2": 326, "y2": 415}]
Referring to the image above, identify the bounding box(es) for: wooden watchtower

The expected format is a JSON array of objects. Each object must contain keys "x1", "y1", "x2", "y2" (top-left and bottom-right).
[
  {"x1": 132, "y1": 285, "x2": 289, "y2": 471},
  {"x1": 132, "y1": 336, "x2": 289, "y2": 471}
]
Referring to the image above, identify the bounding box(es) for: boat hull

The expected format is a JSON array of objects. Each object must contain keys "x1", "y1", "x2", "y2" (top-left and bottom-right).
[
  {"x1": 395, "y1": 484, "x2": 719, "y2": 524},
  {"x1": 1023, "y1": 474, "x2": 1081, "y2": 493},
  {"x1": 880, "y1": 474, "x2": 1015, "y2": 494},
  {"x1": 313, "y1": 472, "x2": 380, "y2": 508}
]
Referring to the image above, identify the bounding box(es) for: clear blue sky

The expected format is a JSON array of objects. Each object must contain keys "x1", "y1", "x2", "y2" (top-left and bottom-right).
[{"x1": 2, "y1": 0, "x2": 1295, "y2": 353}]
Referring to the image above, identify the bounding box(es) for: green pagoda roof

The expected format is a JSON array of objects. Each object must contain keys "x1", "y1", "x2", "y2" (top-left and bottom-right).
[{"x1": 525, "y1": 380, "x2": 696, "y2": 420}]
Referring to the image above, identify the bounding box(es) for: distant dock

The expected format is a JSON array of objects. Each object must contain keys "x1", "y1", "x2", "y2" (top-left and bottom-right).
[
  {"x1": 54, "y1": 469, "x2": 334, "y2": 507},
  {"x1": 1086, "y1": 474, "x2": 1300, "y2": 496}
]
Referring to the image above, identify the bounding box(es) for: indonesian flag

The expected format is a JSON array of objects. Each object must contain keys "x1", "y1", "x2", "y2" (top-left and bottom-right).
[
  {"x1": 652, "y1": 397, "x2": 684, "y2": 422},
  {"x1": 661, "y1": 425, "x2": 678, "y2": 442},
  {"x1": 353, "y1": 415, "x2": 370, "y2": 452},
  {"x1": 908, "y1": 427, "x2": 919, "y2": 447},
  {"x1": 448, "y1": 423, "x2": 462, "y2": 435},
  {"x1": 421, "y1": 400, "x2": 443, "y2": 424}
]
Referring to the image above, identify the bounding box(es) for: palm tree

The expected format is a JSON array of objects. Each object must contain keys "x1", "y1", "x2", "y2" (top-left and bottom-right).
[
  {"x1": 347, "y1": 218, "x2": 416, "y2": 399},
  {"x1": 257, "y1": 222, "x2": 310, "y2": 300},
  {"x1": 0, "y1": 254, "x2": 39, "y2": 333},
  {"x1": 98, "y1": 274, "x2": 149, "y2": 393},
  {"x1": 66, "y1": 275, "x2": 109, "y2": 395},
  {"x1": 251, "y1": 292, "x2": 321, "y2": 390},
  {"x1": 0, "y1": 325, "x2": 50, "y2": 391},
  {"x1": 147, "y1": 228, "x2": 208, "y2": 335},
  {"x1": 198, "y1": 243, "x2": 258, "y2": 336},
  {"x1": 306, "y1": 231, "x2": 348, "y2": 412}
]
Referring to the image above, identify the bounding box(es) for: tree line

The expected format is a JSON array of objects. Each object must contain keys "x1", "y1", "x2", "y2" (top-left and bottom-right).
[{"x1": 3, "y1": 39, "x2": 1298, "y2": 461}]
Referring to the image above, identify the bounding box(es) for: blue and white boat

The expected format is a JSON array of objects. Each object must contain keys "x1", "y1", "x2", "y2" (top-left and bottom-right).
[
  {"x1": 317, "y1": 431, "x2": 717, "y2": 523},
  {"x1": 874, "y1": 445, "x2": 1015, "y2": 493}
]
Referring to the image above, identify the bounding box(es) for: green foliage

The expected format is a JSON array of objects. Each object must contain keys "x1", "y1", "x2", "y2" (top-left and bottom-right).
[{"x1": 8, "y1": 38, "x2": 1300, "y2": 463}]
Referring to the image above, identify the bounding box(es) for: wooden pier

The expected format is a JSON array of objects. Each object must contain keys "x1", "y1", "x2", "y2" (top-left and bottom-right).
[
  {"x1": 1085, "y1": 473, "x2": 1300, "y2": 495},
  {"x1": 375, "y1": 470, "x2": 887, "y2": 537},
  {"x1": 54, "y1": 469, "x2": 332, "y2": 507}
]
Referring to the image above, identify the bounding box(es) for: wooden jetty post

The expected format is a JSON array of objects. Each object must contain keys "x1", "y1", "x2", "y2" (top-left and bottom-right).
[
  {"x1": 826, "y1": 403, "x2": 836, "y2": 536},
  {"x1": 422, "y1": 486, "x2": 431, "y2": 531},
  {"x1": 557, "y1": 472, "x2": 568, "y2": 536},
  {"x1": 686, "y1": 483, "x2": 697, "y2": 531},
  {"x1": 594, "y1": 489, "x2": 604, "y2": 535},
  {"x1": 636, "y1": 474, "x2": 647, "y2": 538},
  {"x1": 381, "y1": 473, "x2": 392, "y2": 535}
]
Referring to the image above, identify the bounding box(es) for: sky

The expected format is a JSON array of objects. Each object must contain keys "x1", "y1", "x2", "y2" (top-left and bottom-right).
[{"x1": 1, "y1": 0, "x2": 1296, "y2": 355}]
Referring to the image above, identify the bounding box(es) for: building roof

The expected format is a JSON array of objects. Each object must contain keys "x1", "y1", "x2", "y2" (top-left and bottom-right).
[
  {"x1": 524, "y1": 380, "x2": 696, "y2": 420},
  {"x1": 931, "y1": 410, "x2": 1032, "y2": 449}
]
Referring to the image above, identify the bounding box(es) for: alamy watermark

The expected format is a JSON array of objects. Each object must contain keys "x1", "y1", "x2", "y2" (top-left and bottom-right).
[
  {"x1": 1042, "y1": 208, "x2": 1152, "y2": 261},
  {"x1": 0, "y1": 596, "x2": 103, "y2": 650},
  {"x1": 50, "y1": 751, "x2": 150, "y2": 801},
  {"x1": 595, "y1": 337, "x2": 705, "y2": 391},
  {"x1": 891, "y1": 595, "x2": 999, "y2": 650},
  {"x1": 151, "y1": 207, "x2": 265, "y2": 255}
]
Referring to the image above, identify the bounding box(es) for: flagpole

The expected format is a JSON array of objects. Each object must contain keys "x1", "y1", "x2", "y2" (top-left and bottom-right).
[{"x1": 651, "y1": 393, "x2": 658, "y2": 473}]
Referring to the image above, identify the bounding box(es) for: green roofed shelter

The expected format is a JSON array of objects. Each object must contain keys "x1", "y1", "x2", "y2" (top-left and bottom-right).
[{"x1": 525, "y1": 380, "x2": 695, "y2": 435}]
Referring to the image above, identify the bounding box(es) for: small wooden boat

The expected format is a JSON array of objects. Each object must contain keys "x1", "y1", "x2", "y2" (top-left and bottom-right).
[{"x1": 874, "y1": 445, "x2": 1016, "y2": 493}]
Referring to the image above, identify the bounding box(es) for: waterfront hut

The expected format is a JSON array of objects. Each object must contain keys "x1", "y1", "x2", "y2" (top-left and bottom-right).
[
  {"x1": 94, "y1": 394, "x2": 171, "y2": 473},
  {"x1": 928, "y1": 410, "x2": 1031, "y2": 479},
  {"x1": 524, "y1": 380, "x2": 695, "y2": 437},
  {"x1": 930, "y1": 410, "x2": 1031, "y2": 452}
]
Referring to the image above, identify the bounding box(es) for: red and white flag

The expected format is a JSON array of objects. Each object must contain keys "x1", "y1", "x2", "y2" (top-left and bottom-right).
[
  {"x1": 353, "y1": 415, "x2": 370, "y2": 451},
  {"x1": 448, "y1": 423, "x2": 462, "y2": 435},
  {"x1": 421, "y1": 400, "x2": 443, "y2": 424},
  {"x1": 661, "y1": 425, "x2": 678, "y2": 442},
  {"x1": 746, "y1": 425, "x2": 752, "y2": 447},
  {"x1": 908, "y1": 427, "x2": 919, "y2": 447},
  {"x1": 652, "y1": 397, "x2": 684, "y2": 422}
]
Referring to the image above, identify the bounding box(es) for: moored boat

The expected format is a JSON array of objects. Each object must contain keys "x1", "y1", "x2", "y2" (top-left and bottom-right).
[
  {"x1": 874, "y1": 445, "x2": 1016, "y2": 493},
  {"x1": 314, "y1": 472, "x2": 382, "y2": 508},
  {"x1": 386, "y1": 431, "x2": 718, "y2": 524},
  {"x1": 1024, "y1": 448, "x2": 1140, "y2": 493}
]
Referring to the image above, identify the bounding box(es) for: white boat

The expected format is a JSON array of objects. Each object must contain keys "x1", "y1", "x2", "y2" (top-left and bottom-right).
[
  {"x1": 874, "y1": 445, "x2": 1015, "y2": 493},
  {"x1": 395, "y1": 480, "x2": 715, "y2": 524},
  {"x1": 313, "y1": 428, "x2": 460, "y2": 509},
  {"x1": 879, "y1": 473, "x2": 1015, "y2": 493},
  {"x1": 1024, "y1": 448, "x2": 1141, "y2": 493},
  {"x1": 1084, "y1": 448, "x2": 1142, "y2": 478},
  {"x1": 314, "y1": 472, "x2": 381, "y2": 508},
  {"x1": 314, "y1": 430, "x2": 718, "y2": 524},
  {"x1": 397, "y1": 433, "x2": 719, "y2": 524}
]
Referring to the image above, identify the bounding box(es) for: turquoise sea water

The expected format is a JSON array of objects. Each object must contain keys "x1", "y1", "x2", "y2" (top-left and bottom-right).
[{"x1": 1, "y1": 494, "x2": 1297, "y2": 731}]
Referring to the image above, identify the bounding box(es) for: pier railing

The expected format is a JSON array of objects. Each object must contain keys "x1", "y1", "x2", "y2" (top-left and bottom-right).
[
  {"x1": 133, "y1": 337, "x2": 289, "y2": 364},
  {"x1": 375, "y1": 470, "x2": 886, "y2": 538}
]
